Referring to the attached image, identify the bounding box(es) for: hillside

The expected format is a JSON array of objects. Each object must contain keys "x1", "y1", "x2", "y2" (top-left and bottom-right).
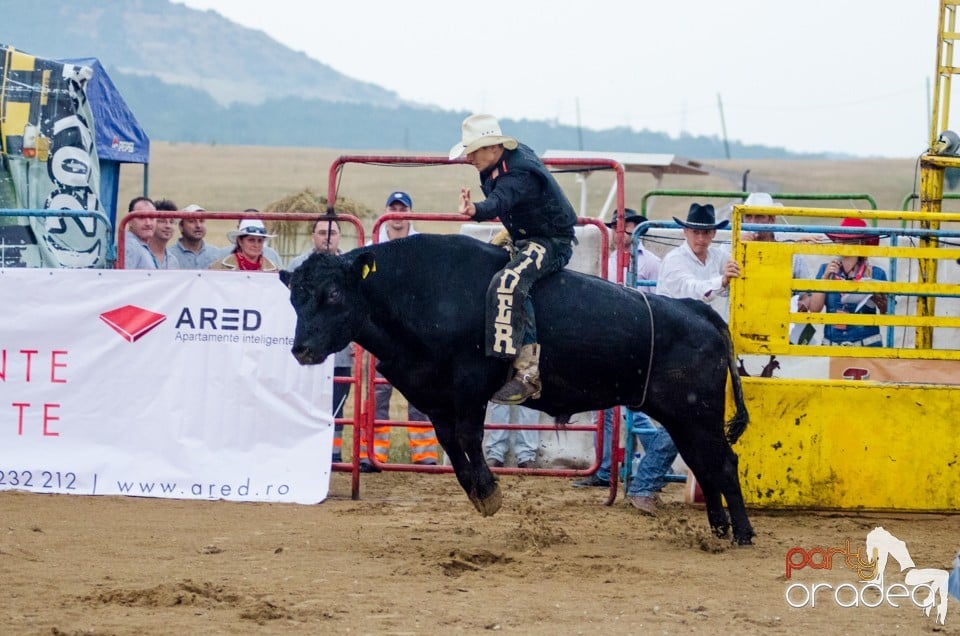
[
  {"x1": 0, "y1": 0, "x2": 821, "y2": 158},
  {"x1": 1, "y1": 0, "x2": 401, "y2": 108}
]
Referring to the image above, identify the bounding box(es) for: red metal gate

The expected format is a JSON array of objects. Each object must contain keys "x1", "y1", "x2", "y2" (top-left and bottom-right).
[{"x1": 325, "y1": 154, "x2": 630, "y2": 504}]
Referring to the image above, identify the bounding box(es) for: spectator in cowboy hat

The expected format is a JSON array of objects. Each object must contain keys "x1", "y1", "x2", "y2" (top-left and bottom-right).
[
  {"x1": 209, "y1": 219, "x2": 279, "y2": 272},
  {"x1": 604, "y1": 207, "x2": 657, "y2": 283},
  {"x1": 605, "y1": 207, "x2": 646, "y2": 229},
  {"x1": 658, "y1": 203, "x2": 739, "y2": 324},
  {"x1": 741, "y1": 191, "x2": 811, "y2": 289},
  {"x1": 740, "y1": 192, "x2": 781, "y2": 243},
  {"x1": 212, "y1": 213, "x2": 284, "y2": 267},
  {"x1": 807, "y1": 217, "x2": 888, "y2": 347}
]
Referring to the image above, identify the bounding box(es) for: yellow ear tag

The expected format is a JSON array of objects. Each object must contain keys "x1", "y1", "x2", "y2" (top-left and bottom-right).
[{"x1": 361, "y1": 262, "x2": 376, "y2": 279}]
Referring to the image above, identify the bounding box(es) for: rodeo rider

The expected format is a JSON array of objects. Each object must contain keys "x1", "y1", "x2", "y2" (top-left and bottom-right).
[{"x1": 453, "y1": 114, "x2": 577, "y2": 405}]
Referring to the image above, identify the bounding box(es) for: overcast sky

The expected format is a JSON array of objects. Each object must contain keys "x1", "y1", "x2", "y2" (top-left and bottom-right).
[{"x1": 177, "y1": 0, "x2": 944, "y2": 158}]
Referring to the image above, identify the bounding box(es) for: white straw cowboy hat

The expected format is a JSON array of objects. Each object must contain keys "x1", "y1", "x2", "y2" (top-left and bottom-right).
[
  {"x1": 227, "y1": 219, "x2": 277, "y2": 244},
  {"x1": 742, "y1": 192, "x2": 783, "y2": 208},
  {"x1": 448, "y1": 114, "x2": 519, "y2": 160}
]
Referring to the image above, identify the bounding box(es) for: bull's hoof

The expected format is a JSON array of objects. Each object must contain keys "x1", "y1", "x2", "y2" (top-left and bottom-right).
[
  {"x1": 733, "y1": 527, "x2": 756, "y2": 546},
  {"x1": 470, "y1": 484, "x2": 503, "y2": 517},
  {"x1": 711, "y1": 524, "x2": 730, "y2": 540}
]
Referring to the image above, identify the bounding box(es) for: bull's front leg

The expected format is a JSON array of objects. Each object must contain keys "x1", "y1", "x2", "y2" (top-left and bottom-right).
[
  {"x1": 432, "y1": 407, "x2": 502, "y2": 516},
  {"x1": 460, "y1": 419, "x2": 502, "y2": 516}
]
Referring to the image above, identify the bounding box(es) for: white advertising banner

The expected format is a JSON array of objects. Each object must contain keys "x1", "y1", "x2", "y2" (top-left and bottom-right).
[{"x1": 0, "y1": 269, "x2": 332, "y2": 503}]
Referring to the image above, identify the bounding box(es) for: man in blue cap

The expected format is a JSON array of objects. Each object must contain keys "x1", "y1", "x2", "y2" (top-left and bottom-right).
[{"x1": 379, "y1": 191, "x2": 418, "y2": 242}]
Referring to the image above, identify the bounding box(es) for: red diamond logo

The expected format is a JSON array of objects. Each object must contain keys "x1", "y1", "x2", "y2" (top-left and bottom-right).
[{"x1": 100, "y1": 305, "x2": 166, "y2": 342}]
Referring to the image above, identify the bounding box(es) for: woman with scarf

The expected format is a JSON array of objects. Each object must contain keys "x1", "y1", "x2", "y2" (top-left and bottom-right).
[
  {"x1": 209, "y1": 219, "x2": 279, "y2": 272},
  {"x1": 807, "y1": 217, "x2": 888, "y2": 347}
]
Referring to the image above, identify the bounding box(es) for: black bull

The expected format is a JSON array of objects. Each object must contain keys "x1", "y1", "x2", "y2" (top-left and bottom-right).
[{"x1": 280, "y1": 234, "x2": 755, "y2": 545}]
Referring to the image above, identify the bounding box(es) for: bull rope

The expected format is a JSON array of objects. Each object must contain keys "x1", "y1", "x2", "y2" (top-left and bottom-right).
[{"x1": 630, "y1": 288, "x2": 655, "y2": 409}]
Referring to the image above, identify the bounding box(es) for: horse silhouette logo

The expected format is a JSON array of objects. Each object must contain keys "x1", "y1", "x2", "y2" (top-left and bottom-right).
[{"x1": 864, "y1": 526, "x2": 954, "y2": 625}]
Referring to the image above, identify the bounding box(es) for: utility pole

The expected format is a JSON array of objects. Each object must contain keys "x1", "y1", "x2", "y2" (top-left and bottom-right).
[
  {"x1": 576, "y1": 98, "x2": 584, "y2": 150},
  {"x1": 717, "y1": 93, "x2": 731, "y2": 159}
]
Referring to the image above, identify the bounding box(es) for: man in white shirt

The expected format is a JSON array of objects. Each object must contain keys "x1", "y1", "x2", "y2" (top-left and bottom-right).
[
  {"x1": 627, "y1": 203, "x2": 740, "y2": 515},
  {"x1": 656, "y1": 203, "x2": 740, "y2": 321}
]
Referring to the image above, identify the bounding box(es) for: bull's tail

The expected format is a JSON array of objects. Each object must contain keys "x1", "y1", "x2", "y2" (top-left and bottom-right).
[{"x1": 703, "y1": 307, "x2": 749, "y2": 444}]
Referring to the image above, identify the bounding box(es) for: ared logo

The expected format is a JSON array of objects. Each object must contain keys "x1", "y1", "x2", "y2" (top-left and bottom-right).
[{"x1": 100, "y1": 305, "x2": 166, "y2": 342}]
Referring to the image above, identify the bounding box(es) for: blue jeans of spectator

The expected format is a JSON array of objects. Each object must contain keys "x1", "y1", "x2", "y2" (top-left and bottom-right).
[
  {"x1": 596, "y1": 408, "x2": 614, "y2": 481},
  {"x1": 627, "y1": 425, "x2": 678, "y2": 498},
  {"x1": 598, "y1": 408, "x2": 656, "y2": 482},
  {"x1": 485, "y1": 403, "x2": 540, "y2": 464}
]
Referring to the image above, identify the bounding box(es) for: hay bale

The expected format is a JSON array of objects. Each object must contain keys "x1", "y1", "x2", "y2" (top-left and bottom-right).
[{"x1": 262, "y1": 188, "x2": 373, "y2": 260}]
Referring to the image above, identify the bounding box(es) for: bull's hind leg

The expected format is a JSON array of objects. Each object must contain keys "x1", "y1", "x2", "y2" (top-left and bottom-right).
[
  {"x1": 698, "y1": 484, "x2": 730, "y2": 540},
  {"x1": 692, "y1": 448, "x2": 754, "y2": 545},
  {"x1": 669, "y1": 421, "x2": 754, "y2": 545},
  {"x1": 717, "y1": 449, "x2": 754, "y2": 545},
  {"x1": 684, "y1": 457, "x2": 729, "y2": 539}
]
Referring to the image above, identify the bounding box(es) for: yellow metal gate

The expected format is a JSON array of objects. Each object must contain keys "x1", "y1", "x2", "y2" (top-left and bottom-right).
[{"x1": 727, "y1": 207, "x2": 960, "y2": 511}]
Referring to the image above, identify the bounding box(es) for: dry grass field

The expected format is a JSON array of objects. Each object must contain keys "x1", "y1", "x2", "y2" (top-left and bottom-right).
[{"x1": 117, "y1": 142, "x2": 936, "y2": 259}]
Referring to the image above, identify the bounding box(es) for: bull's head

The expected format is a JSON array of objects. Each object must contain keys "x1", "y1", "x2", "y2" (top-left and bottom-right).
[{"x1": 280, "y1": 251, "x2": 373, "y2": 365}]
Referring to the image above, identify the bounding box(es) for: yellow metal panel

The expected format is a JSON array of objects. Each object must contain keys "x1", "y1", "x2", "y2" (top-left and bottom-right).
[
  {"x1": 8, "y1": 49, "x2": 36, "y2": 72},
  {"x1": 735, "y1": 242, "x2": 794, "y2": 350},
  {"x1": 2, "y1": 102, "x2": 31, "y2": 134},
  {"x1": 39, "y1": 69, "x2": 50, "y2": 106},
  {"x1": 734, "y1": 378, "x2": 960, "y2": 511}
]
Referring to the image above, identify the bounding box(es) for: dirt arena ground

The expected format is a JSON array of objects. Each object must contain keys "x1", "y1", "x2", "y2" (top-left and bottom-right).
[{"x1": 1, "y1": 470, "x2": 957, "y2": 635}]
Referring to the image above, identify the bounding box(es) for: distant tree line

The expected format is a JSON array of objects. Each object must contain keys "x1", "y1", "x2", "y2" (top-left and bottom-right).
[{"x1": 111, "y1": 70, "x2": 822, "y2": 159}]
